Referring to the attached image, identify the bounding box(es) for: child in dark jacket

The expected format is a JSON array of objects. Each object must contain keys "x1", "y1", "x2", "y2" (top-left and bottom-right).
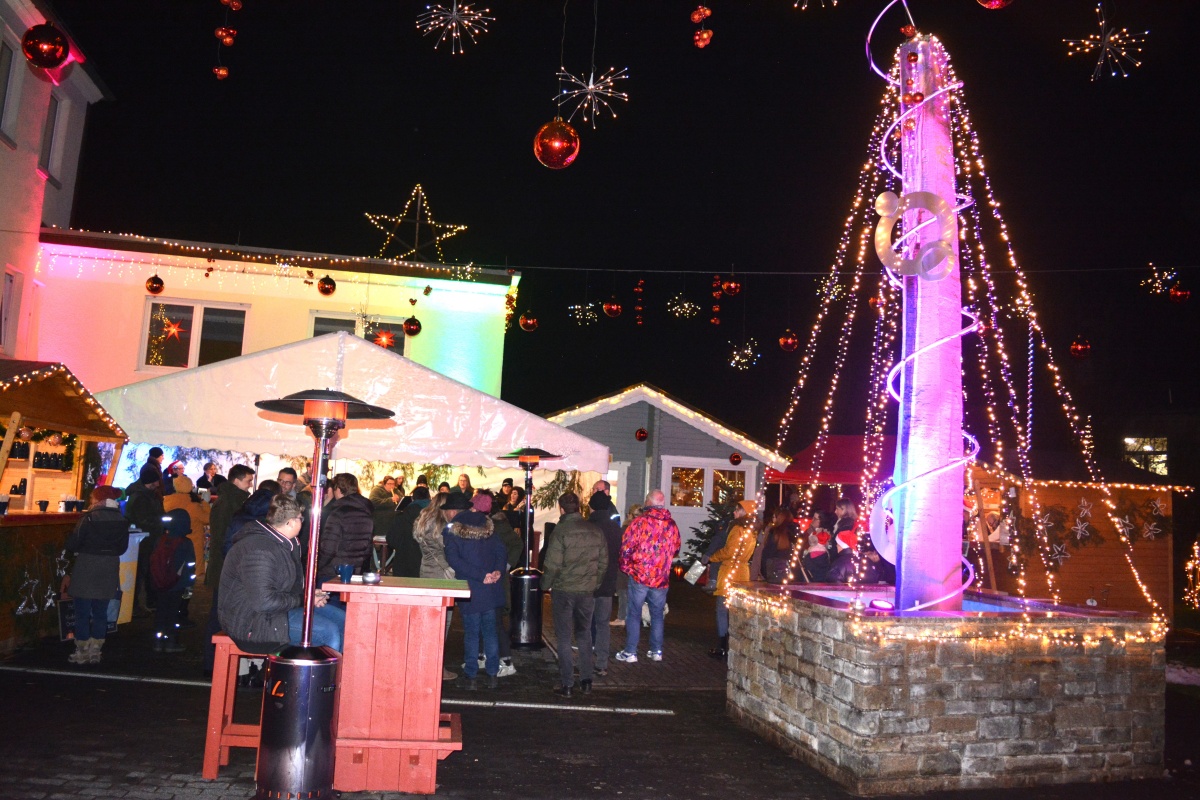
[
  {"x1": 153, "y1": 509, "x2": 196, "y2": 652},
  {"x1": 442, "y1": 494, "x2": 507, "y2": 689}
]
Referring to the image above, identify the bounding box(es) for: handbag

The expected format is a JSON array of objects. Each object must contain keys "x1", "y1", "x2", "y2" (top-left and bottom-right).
[{"x1": 683, "y1": 560, "x2": 706, "y2": 585}]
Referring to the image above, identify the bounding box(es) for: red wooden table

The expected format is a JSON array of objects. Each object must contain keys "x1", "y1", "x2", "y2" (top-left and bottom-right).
[{"x1": 324, "y1": 576, "x2": 470, "y2": 795}]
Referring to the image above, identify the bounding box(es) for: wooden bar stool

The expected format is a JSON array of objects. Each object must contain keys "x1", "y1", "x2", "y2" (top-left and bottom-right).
[{"x1": 202, "y1": 633, "x2": 262, "y2": 779}]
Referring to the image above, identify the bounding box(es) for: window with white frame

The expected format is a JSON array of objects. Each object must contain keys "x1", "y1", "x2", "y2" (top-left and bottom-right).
[
  {"x1": 141, "y1": 299, "x2": 247, "y2": 370},
  {"x1": 0, "y1": 40, "x2": 15, "y2": 140},
  {"x1": 664, "y1": 461, "x2": 748, "y2": 509},
  {"x1": 311, "y1": 312, "x2": 406, "y2": 355},
  {"x1": 38, "y1": 93, "x2": 59, "y2": 177}
]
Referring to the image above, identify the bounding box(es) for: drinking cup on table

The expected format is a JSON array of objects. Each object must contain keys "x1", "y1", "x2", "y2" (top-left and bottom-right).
[
  {"x1": 37, "y1": 500, "x2": 50, "y2": 512},
  {"x1": 337, "y1": 563, "x2": 354, "y2": 583}
]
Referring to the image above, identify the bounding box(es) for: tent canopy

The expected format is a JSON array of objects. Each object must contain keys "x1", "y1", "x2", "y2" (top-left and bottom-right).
[
  {"x1": 765, "y1": 435, "x2": 896, "y2": 485},
  {"x1": 95, "y1": 333, "x2": 609, "y2": 472}
]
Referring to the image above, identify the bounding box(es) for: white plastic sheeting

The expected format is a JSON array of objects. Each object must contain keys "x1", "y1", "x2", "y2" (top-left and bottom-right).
[{"x1": 95, "y1": 332, "x2": 609, "y2": 472}]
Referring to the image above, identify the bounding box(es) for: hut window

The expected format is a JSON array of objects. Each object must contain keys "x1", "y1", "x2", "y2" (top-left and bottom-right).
[{"x1": 669, "y1": 467, "x2": 706, "y2": 508}]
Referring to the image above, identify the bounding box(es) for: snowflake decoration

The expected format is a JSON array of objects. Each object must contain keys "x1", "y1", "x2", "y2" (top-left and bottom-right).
[
  {"x1": 1071, "y1": 518, "x2": 1092, "y2": 540},
  {"x1": 667, "y1": 294, "x2": 700, "y2": 319},
  {"x1": 1049, "y1": 543, "x2": 1071, "y2": 565},
  {"x1": 568, "y1": 303, "x2": 599, "y2": 327},
  {"x1": 1149, "y1": 498, "x2": 1167, "y2": 517},
  {"x1": 1141, "y1": 263, "x2": 1178, "y2": 296},
  {"x1": 1064, "y1": 3, "x2": 1148, "y2": 81},
  {"x1": 729, "y1": 340, "x2": 760, "y2": 371},
  {"x1": 555, "y1": 67, "x2": 630, "y2": 128},
  {"x1": 1114, "y1": 516, "x2": 1135, "y2": 539},
  {"x1": 1142, "y1": 521, "x2": 1161, "y2": 540},
  {"x1": 417, "y1": 1, "x2": 494, "y2": 55},
  {"x1": 1076, "y1": 498, "x2": 1093, "y2": 520},
  {"x1": 1037, "y1": 513, "x2": 1053, "y2": 529}
]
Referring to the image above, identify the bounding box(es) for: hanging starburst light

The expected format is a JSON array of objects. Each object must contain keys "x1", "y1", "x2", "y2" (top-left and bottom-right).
[
  {"x1": 556, "y1": 67, "x2": 629, "y2": 128},
  {"x1": 417, "y1": 1, "x2": 494, "y2": 55},
  {"x1": 667, "y1": 294, "x2": 700, "y2": 319},
  {"x1": 1064, "y1": 4, "x2": 1147, "y2": 81},
  {"x1": 568, "y1": 302, "x2": 599, "y2": 326},
  {"x1": 729, "y1": 340, "x2": 760, "y2": 371},
  {"x1": 1140, "y1": 262, "x2": 1178, "y2": 296}
]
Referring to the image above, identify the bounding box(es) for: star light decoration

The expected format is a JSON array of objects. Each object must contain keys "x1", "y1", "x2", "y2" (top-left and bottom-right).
[
  {"x1": 1115, "y1": 516, "x2": 1136, "y2": 538},
  {"x1": 366, "y1": 184, "x2": 466, "y2": 263},
  {"x1": 373, "y1": 329, "x2": 396, "y2": 349},
  {"x1": 667, "y1": 294, "x2": 700, "y2": 319},
  {"x1": 416, "y1": 1, "x2": 494, "y2": 55},
  {"x1": 1071, "y1": 518, "x2": 1091, "y2": 540},
  {"x1": 1064, "y1": 3, "x2": 1148, "y2": 81},
  {"x1": 729, "y1": 340, "x2": 760, "y2": 371},
  {"x1": 1149, "y1": 497, "x2": 1166, "y2": 517},
  {"x1": 555, "y1": 66, "x2": 629, "y2": 129},
  {"x1": 1049, "y1": 543, "x2": 1071, "y2": 565},
  {"x1": 163, "y1": 318, "x2": 187, "y2": 340},
  {"x1": 1076, "y1": 498, "x2": 1093, "y2": 520},
  {"x1": 1142, "y1": 521, "x2": 1161, "y2": 540}
]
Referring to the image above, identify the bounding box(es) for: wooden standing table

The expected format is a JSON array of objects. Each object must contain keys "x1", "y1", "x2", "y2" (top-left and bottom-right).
[{"x1": 324, "y1": 576, "x2": 470, "y2": 794}]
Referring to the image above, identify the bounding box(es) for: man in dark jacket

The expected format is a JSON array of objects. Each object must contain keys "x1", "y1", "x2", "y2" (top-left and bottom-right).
[
  {"x1": 219, "y1": 494, "x2": 344, "y2": 654},
  {"x1": 385, "y1": 485, "x2": 429, "y2": 578},
  {"x1": 587, "y1": 491, "x2": 623, "y2": 676},
  {"x1": 443, "y1": 492, "x2": 506, "y2": 689},
  {"x1": 203, "y1": 463, "x2": 254, "y2": 674},
  {"x1": 542, "y1": 492, "x2": 608, "y2": 697},
  {"x1": 317, "y1": 473, "x2": 375, "y2": 584},
  {"x1": 125, "y1": 468, "x2": 166, "y2": 615},
  {"x1": 152, "y1": 509, "x2": 196, "y2": 653}
]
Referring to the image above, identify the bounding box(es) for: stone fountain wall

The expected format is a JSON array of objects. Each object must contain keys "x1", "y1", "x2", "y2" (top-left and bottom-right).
[{"x1": 726, "y1": 588, "x2": 1165, "y2": 795}]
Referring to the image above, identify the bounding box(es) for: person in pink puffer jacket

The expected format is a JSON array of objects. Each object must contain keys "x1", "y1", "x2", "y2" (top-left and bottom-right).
[{"x1": 615, "y1": 490, "x2": 680, "y2": 663}]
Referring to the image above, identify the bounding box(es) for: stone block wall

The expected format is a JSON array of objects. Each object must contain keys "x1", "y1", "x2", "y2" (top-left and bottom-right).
[{"x1": 726, "y1": 588, "x2": 1165, "y2": 795}]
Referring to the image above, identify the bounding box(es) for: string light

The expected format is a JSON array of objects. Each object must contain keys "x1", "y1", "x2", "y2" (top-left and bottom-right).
[
  {"x1": 416, "y1": 1, "x2": 494, "y2": 55},
  {"x1": 0, "y1": 363, "x2": 127, "y2": 441},
  {"x1": 1063, "y1": 3, "x2": 1148, "y2": 81},
  {"x1": 1185, "y1": 540, "x2": 1200, "y2": 610},
  {"x1": 365, "y1": 184, "x2": 468, "y2": 264}
]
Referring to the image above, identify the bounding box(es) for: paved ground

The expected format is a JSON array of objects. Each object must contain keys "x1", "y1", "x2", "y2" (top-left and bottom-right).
[{"x1": 2, "y1": 579, "x2": 1200, "y2": 799}]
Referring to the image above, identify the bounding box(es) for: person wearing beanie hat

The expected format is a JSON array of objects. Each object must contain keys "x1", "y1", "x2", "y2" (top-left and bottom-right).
[
  {"x1": 151, "y1": 509, "x2": 196, "y2": 652},
  {"x1": 64, "y1": 486, "x2": 131, "y2": 665},
  {"x1": 703, "y1": 499, "x2": 758, "y2": 659},
  {"x1": 164, "y1": 474, "x2": 211, "y2": 583},
  {"x1": 442, "y1": 494, "x2": 507, "y2": 690}
]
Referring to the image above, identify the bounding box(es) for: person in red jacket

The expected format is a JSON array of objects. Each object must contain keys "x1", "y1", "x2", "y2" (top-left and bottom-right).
[{"x1": 614, "y1": 489, "x2": 680, "y2": 664}]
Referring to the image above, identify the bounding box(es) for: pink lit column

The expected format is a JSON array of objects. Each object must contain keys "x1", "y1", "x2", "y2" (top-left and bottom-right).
[{"x1": 892, "y1": 36, "x2": 963, "y2": 612}]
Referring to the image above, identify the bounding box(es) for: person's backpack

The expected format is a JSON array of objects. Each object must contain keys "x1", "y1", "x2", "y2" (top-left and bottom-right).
[{"x1": 150, "y1": 537, "x2": 184, "y2": 591}]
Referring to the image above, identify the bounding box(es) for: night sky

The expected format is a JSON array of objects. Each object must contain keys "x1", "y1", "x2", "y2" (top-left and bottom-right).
[{"x1": 48, "y1": 0, "x2": 1200, "y2": 456}]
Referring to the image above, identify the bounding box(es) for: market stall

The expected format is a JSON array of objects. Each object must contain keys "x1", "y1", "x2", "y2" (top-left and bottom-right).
[{"x1": 0, "y1": 361, "x2": 128, "y2": 652}]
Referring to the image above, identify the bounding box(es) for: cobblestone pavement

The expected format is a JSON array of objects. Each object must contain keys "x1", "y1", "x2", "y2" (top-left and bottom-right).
[{"x1": 3, "y1": 580, "x2": 1200, "y2": 799}]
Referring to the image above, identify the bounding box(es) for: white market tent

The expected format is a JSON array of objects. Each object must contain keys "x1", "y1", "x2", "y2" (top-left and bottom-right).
[{"x1": 95, "y1": 332, "x2": 609, "y2": 472}]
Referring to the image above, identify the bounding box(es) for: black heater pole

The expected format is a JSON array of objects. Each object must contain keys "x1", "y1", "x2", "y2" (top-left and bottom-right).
[{"x1": 500, "y1": 447, "x2": 561, "y2": 650}]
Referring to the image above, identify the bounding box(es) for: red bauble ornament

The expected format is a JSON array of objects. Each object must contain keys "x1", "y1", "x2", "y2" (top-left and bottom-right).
[
  {"x1": 911, "y1": 92, "x2": 925, "y2": 104},
  {"x1": 213, "y1": 66, "x2": 230, "y2": 80},
  {"x1": 402, "y1": 317, "x2": 422, "y2": 337},
  {"x1": 1069, "y1": 336, "x2": 1091, "y2": 359},
  {"x1": 709, "y1": 316, "x2": 720, "y2": 325},
  {"x1": 145, "y1": 274, "x2": 164, "y2": 295},
  {"x1": 602, "y1": 297, "x2": 622, "y2": 318},
  {"x1": 977, "y1": 0, "x2": 1014, "y2": 8},
  {"x1": 721, "y1": 279, "x2": 741, "y2": 297},
  {"x1": 729, "y1": 453, "x2": 742, "y2": 466},
  {"x1": 635, "y1": 428, "x2": 649, "y2": 442},
  {"x1": 779, "y1": 330, "x2": 799, "y2": 352},
  {"x1": 229, "y1": 0, "x2": 243, "y2": 9},
  {"x1": 22, "y1": 23, "x2": 69, "y2": 69},
  {"x1": 216, "y1": 27, "x2": 237, "y2": 46},
  {"x1": 18, "y1": 427, "x2": 33, "y2": 441},
  {"x1": 519, "y1": 314, "x2": 538, "y2": 332},
  {"x1": 902, "y1": 92, "x2": 914, "y2": 105},
  {"x1": 693, "y1": 29, "x2": 713, "y2": 48},
  {"x1": 690, "y1": 6, "x2": 712, "y2": 24},
  {"x1": 900, "y1": 24, "x2": 917, "y2": 38},
  {"x1": 869, "y1": 295, "x2": 885, "y2": 310},
  {"x1": 533, "y1": 117, "x2": 580, "y2": 170},
  {"x1": 906, "y1": 52, "x2": 919, "y2": 64},
  {"x1": 317, "y1": 275, "x2": 336, "y2": 296},
  {"x1": 903, "y1": 119, "x2": 916, "y2": 131},
  {"x1": 1170, "y1": 284, "x2": 1191, "y2": 304}
]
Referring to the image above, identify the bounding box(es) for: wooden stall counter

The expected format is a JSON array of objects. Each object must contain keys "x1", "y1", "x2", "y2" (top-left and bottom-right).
[
  {"x1": 0, "y1": 512, "x2": 81, "y2": 652},
  {"x1": 322, "y1": 576, "x2": 470, "y2": 795}
]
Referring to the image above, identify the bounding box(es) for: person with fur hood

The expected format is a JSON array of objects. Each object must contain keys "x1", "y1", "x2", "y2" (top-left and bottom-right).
[
  {"x1": 703, "y1": 499, "x2": 758, "y2": 659},
  {"x1": 442, "y1": 492, "x2": 507, "y2": 690}
]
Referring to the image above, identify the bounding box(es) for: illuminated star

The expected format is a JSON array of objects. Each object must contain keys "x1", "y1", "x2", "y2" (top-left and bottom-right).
[
  {"x1": 1076, "y1": 498, "x2": 1093, "y2": 520},
  {"x1": 373, "y1": 330, "x2": 396, "y2": 349},
  {"x1": 416, "y1": 1, "x2": 493, "y2": 55},
  {"x1": 556, "y1": 67, "x2": 629, "y2": 129},
  {"x1": 1064, "y1": 3, "x2": 1148, "y2": 81},
  {"x1": 1141, "y1": 522, "x2": 1161, "y2": 540},
  {"x1": 1071, "y1": 519, "x2": 1091, "y2": 540},
  {"x1": 163, "y1": 318, "x2": 187, "y2": 340},
  {"x1": 1149, "y1": 498, "x2": 1166, "y2": 517},
  {"x1": 1114, "y1": 516, "x2": 1135, "y2": 538},
  {"x1": 1049, "y1": 543, "x2": 1071, "y2": 565},
  {"x1": 365, "y1": 184, "x2": 467, "y2": 263}
]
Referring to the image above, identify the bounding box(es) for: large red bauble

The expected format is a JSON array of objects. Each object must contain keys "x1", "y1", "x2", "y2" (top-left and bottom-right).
[
  {"x1": 779, "y1": 330, "x2": 799, "y2": 352},
  {"x1": 317, "y1": 275, "x2": 336, "y2": 296},
  {"x1": 1170, "y1": 284, "x2": 1191, "y2": 304},
  {"x1": 22, "y1": 23, "x2": 69, "y2": 69},
  {"x1": 977, "y1": 0, "x2": 1013, "y2": 8},
  {"x1": 402, "y1": 317, "x2": 422, "y2": 336},
  {"x1": 146, "y1": 274, "x2": 164, "y2": 295},
  {"x1": 1069, "y1": 337, "x2": 1091, "y2": 359},
  {"x1": 721, "y1": 279, "x2": 741, "y2": 297},
  {"x1": 635, "y1": 428, "x2": 649, "y2": 442},
  {"x1": 602, "y1": 298, "x2": 622, "y2": 318},
  {"x1": 519, "y1": 314, "x2": 538, "y2": 332},
  {"x1": 533, "y1": 117, "x2": 580, "y2": 170},
  {"x1": 729, "y1": 453, "x2": 742, "y2": 466}
]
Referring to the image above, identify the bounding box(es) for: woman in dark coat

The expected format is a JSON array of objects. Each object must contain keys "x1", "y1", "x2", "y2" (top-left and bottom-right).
[
  {"x1": 443, "y1": 495, "x2": 507, "y2": 689},
  {"x1": 65, "y1": 486, "x2": 130, "y2": 664}
]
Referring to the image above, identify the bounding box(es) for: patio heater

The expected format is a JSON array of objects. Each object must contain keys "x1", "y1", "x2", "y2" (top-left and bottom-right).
[
  {"x1": 251, "y1": 389, "x2": 393, "y2": 800},
  {"x1": 499, "y1": 447, "x2": 561, "y2": 649}
]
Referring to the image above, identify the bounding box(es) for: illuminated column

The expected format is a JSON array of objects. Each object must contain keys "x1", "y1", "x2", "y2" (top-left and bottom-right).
[{"x1": 893, "y1": 36, "x2": 962, "y2": 612}]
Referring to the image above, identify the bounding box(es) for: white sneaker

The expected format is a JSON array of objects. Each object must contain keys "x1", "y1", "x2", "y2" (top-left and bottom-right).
[
  {"x1": 497, "y1": 659, "x2": 517, "y2": 677},
  {"x1": 646, "y1": 650, "x2": 663, "y2": 662},
  {"x1": 609, "y1": 618, "x2": 625, "y2": 627},
  {"x1": 615, "y1": 650, "x2": 637, "y2": 663}
]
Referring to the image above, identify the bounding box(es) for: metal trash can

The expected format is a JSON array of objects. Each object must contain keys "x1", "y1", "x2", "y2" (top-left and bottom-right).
[
  {"x1": 255, "y1": 644, "x2": 340, "y2": 799},
  {"x1": 510, "y1": 569, "x2": 543, "y2": 649}
]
